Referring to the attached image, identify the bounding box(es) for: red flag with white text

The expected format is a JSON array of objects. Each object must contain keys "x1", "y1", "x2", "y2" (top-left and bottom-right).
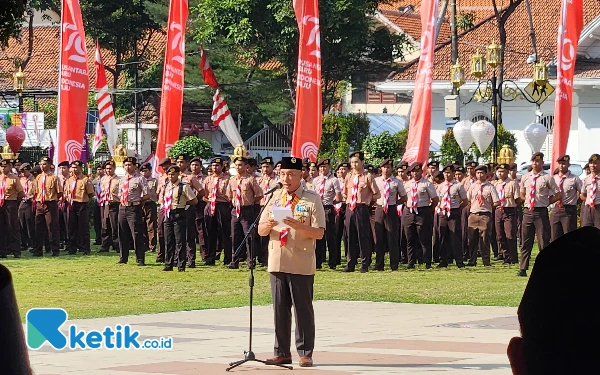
[{"x1": 200, "y1": 45, "x2": 219, "y2": 89}]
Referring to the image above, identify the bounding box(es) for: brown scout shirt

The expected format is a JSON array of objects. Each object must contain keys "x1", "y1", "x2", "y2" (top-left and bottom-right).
[
  {"x1": 66, "y1": 175, "x2": 94, "y2": 202},
  {"x1": 553, "y1": 172, "x2": 582, "y2": 206},
  {"x1": 20, "y1": 175, "x2": 36, "y2": 201},
  {"x1": 101, "y1": 174, "x2": 120, "y2": 203},
  {"x1": 494, "y1": 178, "x2": 520, "y2": 208},
  {"x1": 119, "y1": 173, "x2": 148, "y2": 203},
  {"x1": 467, "y1": 181, "x2": 500, "y2": 213},
  {"x1": 162, "y1": 180, "x2": 196, "y2": 209},
  {"x1": 435, "y1": 180, "x2": 467, "y2": 209},
  {"x1": 312, "y1": 174, "x2": 341, "y2": 206},
  {"x1": 204, "y1": 174, "x2": 230, "y2": 203},
  {"x1": 404, "y1": 177, "x2": 437, "y2": 208},
  {"x1": 35, "y1": 173, "x2": 62, "y2": 202},
  {"x1": 520, "y1": 171, "x2": 560, "y2": 208},
  {"x1": 144, "y1": 177, "x2": 159, "y2": 202},
  {"x1": 258, "y1": 174, "x2": 278, "y2": 206},
  {"x1": 0, "y1": 173, "x2": 24, "y2": 200},
  {"x1": 374, "y1": 176, "x2": 407, "y2": 206},
  {"x1": 343, "y1": 172, "x2": 380, "y2": 205},
  {"x1": 181, "y1": 173, "x2": 204, "y2": 198},
  {"x1": 259, "y1": 185, "x2": 326, "y2": 276},
  {"x1": 227, "y1": 174, "x2": 262, "y2": 207},
  {"x1": 582, "y1": 174, "x2": 600, "y2": 206}
]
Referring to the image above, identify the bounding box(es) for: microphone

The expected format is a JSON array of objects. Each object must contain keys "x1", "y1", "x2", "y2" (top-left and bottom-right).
[{"x1": 264, "y1": 182, "x2": 283, "y2": 195}]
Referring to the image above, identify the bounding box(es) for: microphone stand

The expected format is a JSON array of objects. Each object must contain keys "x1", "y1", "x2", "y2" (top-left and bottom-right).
[{"x1": 226, "y1": 187, "x2": 292, "y2": 372}]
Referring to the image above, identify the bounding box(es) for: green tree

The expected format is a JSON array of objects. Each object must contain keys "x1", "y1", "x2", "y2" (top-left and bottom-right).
[
  {"x1": 394, "y1": 128, "x2": 409, "y2": 160},
  {"x1": 167, "y1": 136, "x2": 214, "y2": 159},
  {"x1": 363, "y1": 131, "x2": 400, "y2": 167},
  {"x1": 440, "y1": 124, "x2": 518, "y2": 165},
  {"x1": 0, "y1": 0, "x2": 26, "y2": 48},
  {"x1": 319, "y1": 113, "x2": 370, "y2": 163}
]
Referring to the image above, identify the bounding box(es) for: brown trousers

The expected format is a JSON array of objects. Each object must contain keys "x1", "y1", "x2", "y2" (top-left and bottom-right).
[
  {"x1": 438, "y1": 208, "x2": 463, "y2": 266},
  {"x1": 0, "y1": 201, "x2": 20, "y2": 256},
  {"x1": 520, "y1": 207, "x2": 550, "y2": 271},
  {"x1": 550, "y1": 205, "x2": 578, "y2": 242},
  {"x1": 468, "y1": 212, "x2": 492, "y2": 266},
  {"x1": 118, "y1": 204, "x2": 147, "y2": 264},
  {"x1": 67, "y1": 201, "x2": 90, "y2": 254},
  {"x1": 143, "y1": 201, "x2": 158, "y2": 252},
  {"x1": 580, "y1": 205, "x2": 600, "y2": 229},
  {"x1": 374, "y1": 205, "x2": 400, "y2": 270},
  {"x1": 495, "y1": 207, "x2": 518, "y2": 264},
  {"x1": 34, "y1": 201, "x2": 60, "y2": 256}
]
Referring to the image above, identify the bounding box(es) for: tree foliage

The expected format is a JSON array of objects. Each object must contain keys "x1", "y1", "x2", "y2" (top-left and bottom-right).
[
  {"x1": 167, "y1": 136, "x2": 214, "y2": 160},
  {"x1": 363, "y1": 131, "x2": 400, "y2": 167},
  {"x1": 0, "y1": 0, "x2": 26, "y2": 48},
  {"x1": 319, "y1": 113, "x2": 370, "y2": 163},
  {"x1": 440, "y1": 124, "x2": 518, "y2": 165}
]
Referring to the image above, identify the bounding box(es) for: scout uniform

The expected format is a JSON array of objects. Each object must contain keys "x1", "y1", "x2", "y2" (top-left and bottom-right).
[
  {"x1": 176, "y1": 154, "x2": 204, "y2": 268},
  {"x1": 510, "y1": 163, "x2": 524, "y2": 246},
  {"x1": 580, "y1": 154, "x2": 600, "y2": 229},
  {"x1": 117, "y1": 157, "x2": 148, "y2": 265},
  {"x1": 334, "y1": 162, "x2": 349, "y2": 264},
  {"x1": 257, "y1": 156, "x2": 278, "y2": 266},
  {"x1": 258, "y1": 157, "x2": 325, "y2": 367},
  {"x1": 100, "y1": 161, "x2": 120, "y2": 253},
  {"x1": 57, "y1": 160, "x2": 70, "y2": 248},
  {"x1": 550, "y1": 155, "x2": 582, "y2": 241},
  {"x1": 33, "y1": 156, "x2": 63, "y2": 257},
  {"x1": 519, "y1": 152, "x2": 561, "y2": 276},
  {"x1": 373, "y1": 159, "x2": 407, "y2": 271},
  {"x1": 160, "y1": 166, "x2": 198, "y2": 271},
  {"x1": 203, "y1": 157, "x2": 232, "y2": 265},
  {"x1": 302, "y1": 159, "x2": 314, "y2": 190},
  {"x1": 396, "y1": 161, "x2": 410, "y2": 264},
  {"x1": 18, "y1": 163, "x2": 36, "y2": 251},
  {"x1": 141, "y1": 163, "x2": 159, "y2": 253},
  {"x1": 343, "y1": 151, "x2": 380, "y2": 272},
  {"x1": 227, "y1": 156, "x2": 263, "y2": 268},
  {"x1": 403, "y1": 162, "x2": 438, "y2": 268},
  {"x1": 431, "y1": 171, "x2": 444, "y2": 263},
  {"x1": 0, "y1": 159, "x2": 24, "y2": 258},
  {"x1": 436, "y1": 164, "x2": 468, "y2": 268},
  {"x1": 461, "y1": 161, "x2": 478, "y2": 262},
  {"x1": 155, "y1": 157, "x2": 172, "y2": 262},
  {"x1": 466, "y1": 165, "x2": 500, "y2": 266},
  {"x1": 190, "y1": 157, "x2": 209, "y2": 263},
  {"x1": 91, "y1": 168, "x2": 104, "y2": 245},
  {"x1": 65, "y1": 160, "x2": 95, "y2": 255},
  {"x1": 494, "y1": 164, "x2": 521, "y2": 265}
]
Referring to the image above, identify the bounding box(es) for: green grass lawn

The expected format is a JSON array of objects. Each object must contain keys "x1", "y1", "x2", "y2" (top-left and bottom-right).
[{"x1": 2, "y1": 244, "x2": 538, "y2": 321}]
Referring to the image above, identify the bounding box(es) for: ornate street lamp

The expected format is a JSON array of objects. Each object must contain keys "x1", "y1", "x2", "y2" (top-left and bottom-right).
[
  {"x1": 486, "y1": 40, "x2": 502, "y2": 69},
  {"x1": 470, "y1": 50, "x2": 486, "y2": 79},
  {"x1": 13, "y1": 66, "x2": 25, "y2": 113},
  {"x1": 450, "y1": 58, "x2": 465, "y2": 89},
  {"x1": 534, "y1": 58, "x2": 549, "y2": 86}
]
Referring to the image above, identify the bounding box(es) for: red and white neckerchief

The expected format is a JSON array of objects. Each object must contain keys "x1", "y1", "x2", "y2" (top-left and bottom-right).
[
  {"x1": 397, "y1": 203, "x2": 403, "y2": 216},
  {"x1": 0, "y1": 176, "x2": 6, "y2": 207},
  {"x1": 235, "y1": 178, "x2": 242, "y2": 218},
  {"x1": 23, "y1": 177, "x2": 29, "y2": 198},
  {"x1": 499, "y1": 181, "x2": 507, "y2": 208},
  {"x1": 60, "y1": 178, "x2": 68, "y2": 208},
  {"x1": 334, "y1": 202, "x2": 342, "y2": 215},
  {"x1": 163, "y1": 182, "x2": 173, "y2": 218},
  {"x1": 590, "y1": 175, "x2": 598, "y2": 208},
  {"x1": 209, "y1": 176, "x2": 218, "y2": 215},
  {"x1": 95, "y1": 181, "x2": 102, "y2": 206},
  {"x1": 319, "y1": 175, "x2": 327, "y2": 200},
  {"x1": 69, "y1": 178, "x2": 77, "y2": 208},
  {"x1": 262, "y1": 177, "x2": 271, "y2": 195},
  {"x1": 101, "y1": 178, "x2": 110, "y2": 206},
  {"x1": 40, "y1": 174, "x2": 47, "y2": 204},
  {"x1": 411, "y1": 179, "x2": 419, "y2": 214},
  {"x1": 477, "y1": 182, "x2": 484, "y2": 205},
  {"x1": 349, "y1": 174, "x2": 359, "y2": 211},
  {"x1": 279, "y1": 193, "x2": 295, "y2": 246},
  {"x1": 383, "y1": 177, "x2": 391, "y2": 214},
  {"x1": 529, "y1": 174, "x2": 539, "y2": 210},
  {"x1": 121, "y1": 176, "x2": 131, "y2": 205},
  {"x1": 557, "y1": 174, "x2": 566, "y2": 208},
  {"x1": 443, "y1": 181, "x2": 452, "y2": 217}
]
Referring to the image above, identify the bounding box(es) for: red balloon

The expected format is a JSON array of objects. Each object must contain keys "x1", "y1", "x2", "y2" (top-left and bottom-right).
[{"x1": 6, "y1": 125, "x2": 25, "y2": 152}]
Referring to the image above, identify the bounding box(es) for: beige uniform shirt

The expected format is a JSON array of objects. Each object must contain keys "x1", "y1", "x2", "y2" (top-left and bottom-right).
[
  {"x1": 494, "y1": 178, "x2": 520, "y2": 208},
  {"x1": 0, "y1": 173, "x2": 23, "y2": 201},
  {"x1": 260, "y1": 185, "x2": 326, "y2": 275},
  {"x1": 35, "y1": 173, "x2": 62, "y2": 202},
  {"x1": 582, "y1": 174, "x2": 600, "y2": 206},
  {"x1": 258, "y1": 175, "x2": 278, "y2": 205},
  {"x1": 435, "y1": 180, "x2": 467, "y2": 209},
  {"x1": 66, "y1": 175, "x2": 94, "y2": 203},
  {"x1": 312, "y1": 174, "x2": 341, "y2": 206},
  {"x1": 227, "y1": 175, "x2": 262, "y2": 207},
  {"x1": 554, "y1": 172, "x2": 582, "y2": 206},
  {"x1": 119, "y1": 173, "x2": 147, "y2": 203},
  {"x1": 204, "y1": 174, "x2": 230, "y2": 203},
  {"x1": 144, "y1": 177, "x2": 159, "y2": 202},
  {"x1": 468, "y1": 181, "x2": 499, "y2": 213},
  {"x1": 520, "y1": 172, "x2": 560, "y2": 208},
  {"x1": 101, "y1": 174, "x2": 121, "y2": 203},
  {"x1": 162, "y1": 180, "x2": 196, "y2": 209},
  {"x1": 181, "y1": 173, "x2": 204, "y2": 198},
  {"x1": 374, "y1": 176, "x2": 406, "y2": 206},
  {"x1": 405, "y1": 177, "x2": 437, "y2": 208},
  {"x1": 20, "y1": 175, "x2": 36, "y2": 201},
  {"x1": 344, "y1": 172, "x2": 380, "y2": 205}
]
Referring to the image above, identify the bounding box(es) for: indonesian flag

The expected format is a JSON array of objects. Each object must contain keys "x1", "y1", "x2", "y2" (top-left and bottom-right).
[
  {"x1": 212, "y1": 89, "x2": 244, "y2": 146},
  {"x1": 92, "y1": 120, "x2": 103, "y2": 155},
  {"x1": 95, "y1": 40, "x2": 119, "y2": 155},
  {"x1": 200, "y1": 45, "x2": 219, "y2": 89}
]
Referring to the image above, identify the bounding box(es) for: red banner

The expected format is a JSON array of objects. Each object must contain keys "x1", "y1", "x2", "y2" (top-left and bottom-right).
[
  {"x1": 56, "y1": 0, "x2": 89, "y2": 164},
  {"x1": 154, "y1": 0, "x2": 188, "y2": 175},
  {"x1": 200, "y1": 45, "x2": 219, "y2": 89},
  {"x1": 402, "y1": 0, "x2": 439, "y2": 164},
  {"x1": 551, "y1": 0, "x2": 584, "y2": 172},
  {"x1": 291, "y1": 0, "x2": 322, "y2": 162}
]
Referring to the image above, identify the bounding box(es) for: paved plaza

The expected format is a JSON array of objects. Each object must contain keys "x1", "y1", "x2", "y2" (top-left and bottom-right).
[{"x1": 29, "y1": 301, "x2": 518, "y2": 375}]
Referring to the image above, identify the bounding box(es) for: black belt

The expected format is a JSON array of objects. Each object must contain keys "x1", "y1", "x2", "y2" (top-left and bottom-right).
[
  {"x1": 377, "y1": 204, "x2": 397, "y2": 208},
  {"x1": 525, "y1": 207, "x2": 548, "y2": 211},
  {"x1": 472, "y1": 212, "x2": 492, "y2": 215},
  {"x1": 121, "y1": 201, "x2": 141, "y2": 207},
  {"x1": 560, "y1": 204, "x2": 576, "y2": 208},
  {"x1": 216, "y1": 201, "x2": 230, "y2": 205},
  {"x1": 498, "y1": 206, "x2": 517, "y2": 211},
  {"x1": 323, "y1": 204, "x2": 334, "y2": 208}
]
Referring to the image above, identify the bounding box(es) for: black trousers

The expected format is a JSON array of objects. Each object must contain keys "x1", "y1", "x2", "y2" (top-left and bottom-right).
[
  {"x1": 316, "y1": 205, "x2": 338, "y2": 268},
  {"x1": 432, "y1": 212, "x2": 440, "y2": 262},
  {"x1": 490, "y1": 210, "x2": 499, "y2": 257},
  {"x1": 520, "y1": 207, "x2": 550, "y2": 271},
  {"x1": 118, "y1": 204, "x2": 146, "y2": 263},
  {"x1": 34, "y1": 201, "x2": 60, "y2": 256},
  {"x1": 374, "y1": 205, "x2": 400, "y2": 270},
  {"x1": 334, "y1": 204, "x2": 347, "y2": 265},
  {"x1": 550, "y1": 205, "x2": 578, "y2": 242},
  {"x1": 101, "y1": 203, "x2": 119, "y2": 252},
  {"x1": 438, "y1": 208, "x2": 463, "y2": 267},
  {"x1": 157, "y1": 208, "x2": 166, "y2": 261},
  {"x1": 269, "y1": 272, "x2": 315, "y2": 358},
  {"x1": 495, "y1": 207, "x2": 518, "y2": 264},
  {"x1": 143, "y1": 201, "x2": 158, "y2": 252},
  {"x1": 345, "y1": 203, "x2": 374, "y2": 270},
  {"x1": 185, "y1": 208, "x2": 197, "y2": 265},
  {"x1": 461, "y1": 205, "x2": 471, "y2": 261},
  {"x1": 403, "y1": 206, "x2": 433, "y2": 266},
  {"x1": 164, "y1": 209, "x2": 187, "y2": 269},
  {"x1": 204, "y1": 202, "x2": 232, "y2": 264},
  {"x1": 195, "y1": 201, "x2": 208, "y2": 260},
  {"x1": 67, "y1": 201, "x2": 90, "y2": 254},
  {"x1": 59, "y1": 202, "x2": 68, "y2": 244},
  {"x1": 19, "y1": 200, "x2": 35, "y2": 250},
  {"x1": 0, "y1": 201, "x2": 20, "y2": 256},
  {"x1": 398, "y1": 208, "x2": 408, "y2": 263},
  {"x1": 93, "y1": 203, "x2": 102, "y2": 244},
  {"x1": 232, "y1": 206, "x2": 256, "y2": 264},
  {"x1": 257, "y1": 204, "x2": 269, "y2": 265}
]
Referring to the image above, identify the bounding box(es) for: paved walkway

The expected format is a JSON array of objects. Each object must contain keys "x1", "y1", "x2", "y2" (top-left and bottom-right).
[{"x1": 29, "y1": 301, "x2": 518, "y2": 375}]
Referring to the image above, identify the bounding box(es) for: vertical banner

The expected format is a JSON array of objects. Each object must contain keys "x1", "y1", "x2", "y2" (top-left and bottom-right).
[
  {"x1": 95, "y1": 40, "x2": 119, "y2": 156},
  {"x1": 56, "y1": 0, "x2": 89, "y2": 164},
  {"x1": 402, "y1": 0, "x2": 439, "y2": 164},
  {"x1": 291, "y1": 0, "x2": 322, "y2": 162},
  {"x1": 154, "y1": 0, "x2": 188, "y2": 176},
  {"x1": 551, "y1": 0, "x2": 584, "y2": 172}
]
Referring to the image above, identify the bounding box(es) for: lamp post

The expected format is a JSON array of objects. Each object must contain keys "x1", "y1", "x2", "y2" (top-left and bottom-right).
[{"x1": 13, "y1": 66, "x2": 25, "y2": 113}]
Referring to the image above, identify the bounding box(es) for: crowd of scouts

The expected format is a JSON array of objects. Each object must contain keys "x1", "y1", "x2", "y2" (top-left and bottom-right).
[{"x1": 1, "y1": 149, "x2": 600, "y2": 277}]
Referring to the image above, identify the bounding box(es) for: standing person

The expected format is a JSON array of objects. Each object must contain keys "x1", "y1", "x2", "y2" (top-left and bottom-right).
[
  {"x1": 257, "y1": 156, "x2": 278, "y2": 266},
  {"x1": 65, "y1": 160, "x2": 94, "y2": 255},
  {"x1": 99, "y1": 160, "x2": 120, "y2": 253},
  {"x1": 461, "y1": 161, "x2": 478, "y2": 262},
  {"x1": 117, "y1": 157, "x2": 149, "y2": 266},
  {"x1": 509, "y1": 163, "x2": 523, "y2": 246},
  {"x1": 258, "y1": 156, "x2": 325, "y2": 368},
  {"x1": 91, "y1": 165, "x2": 105, "y2": 245},
  {"x1": 175, "y1": 154, "x2": 204, "y2": 268},
  {"x1": 518, "y1": 152, "x2": 561, "y2": 277},
  {"x1": 311, "y1": 158, "x2": 342, "y2": 269},
  {"x1": 227, "y1": 156, "x2": 263, "y2": 269},
  {"x1": 396, "y1": 161, "x2": 410, "y2": 264},
  {"x1": 551, "y1": 155, "x2": 582, "y2": 241},
  {"x1": 18, "y1": 163, "x2": 36, "y2": 252},
  {"x1": 343, "y1": 151, "x2": 380, "y2": 273},
  {"x1": 190, "y1": 157, "x2": 209, "y2": 262},
  {"x1": 160, "y1": 165, "x2": 198, "y2": 271},
  {"x1": 203, "y1": 156, "x2": 232, "y2": 265},
  {"x1": 466, "y1": 165, "x2": 500, "y2": 267},
  {"x1": 373, "y1": 159, "x2": 407, "y2": 271},
  {"x1": 494, "y1": 163, "x2": 521, "y2": 265},
  {"x1": 57, "y1": 160, "x2": 70, "y2": 249},
  {"x1": 334, "y1": 162, "x2": 349, "y2": 264},
  {"x1": 301, "y1": 160, "x2": 313, "y2": 190},
  {"x1": 140, "y1": 163, "x2": 158, "y2": 253},
  {"x1": 309, "y1": 161, "x2": 318, "y2": 180},
  {"x1": 436, "y1": 164, "x2": 468, "y2": 268},
  {"x1": 431, "y1": 171, "x2": 444, "y2": 263},
  {"x1": 455, "y1": 166, "x2": 466, "y2": 183},
  {"x1": 155, "y1": 157, "x2": 172, "y2": 262},
  {"x1": 580, "y1": 154, "x2": 600, "y2": 229},
  {"x1": 0, "y1": 159, "x2": 24, "y2": 258},
  {"x1": 32, "y1": 156, "x2": 62, "y2": 257},
  {"x1": 427, "y1": 160, "x2": 440, "y2": 182},
  {"x1": 403, "y1": 163, "x2": 438, "y2": 269}
]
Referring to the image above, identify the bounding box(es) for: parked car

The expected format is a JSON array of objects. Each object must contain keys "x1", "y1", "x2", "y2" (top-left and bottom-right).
[{"x1": 518, "y1": 160, "x2": 586, "y2": 180}]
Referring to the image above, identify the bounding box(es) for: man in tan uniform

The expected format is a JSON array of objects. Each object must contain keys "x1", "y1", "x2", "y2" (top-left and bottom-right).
[
  {"x1": 580, "y1": 154, "x2": 600, "y2": 229},
  {"x1": 0, "y1": 159, "x2": 24, "y2": 258},
  {"x1": 57, "y1": 160, "x2": 70, "y2": 248},
  {"x1": 33, "y1": 156, "x2": 63, "y2": 257},
  {"x1": 258, "y1": 156, "x2": 325, "y2": 368},
  {"x1": 141, "y1": 163, "x2": 158, "y2": 253},
  {"x1": 334, "y1": 161, "x2": 349, "y2": 264},
  {"x1": 257, "y1": 156, "x2": 278, "y2": 266},
  {"x1": 18, "y1": 163, "x2": 36, "y2": 252},
  {"x1": 175, "y1": 154, "x2": 204, "y2": 268},
  {"x1": 551, "y1": 155, "x2": 581, "y2": 242},
  {"x1": 65, "y1": 160, "x2": 95, "y2": 255},
  {"x1": 494, "y1": 163, "x2": 521, "y2": 265},
  {"x1": 519, "y1": 152, "x2": 561, "y2": 277},
  {"x1": 92, "y1": 164, "x2": 105, "y2": 245},
  {"x1": 203, "y1": 156, "x2": 232, "y2": 265},
  {"x1": 99, "y1": 160, "x2": 120, "y2": 253}
]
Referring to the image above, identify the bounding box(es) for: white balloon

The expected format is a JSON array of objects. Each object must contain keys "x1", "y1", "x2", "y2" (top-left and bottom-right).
[
  {"x1": 523, "y1": 122, "x2": 547, "y2": 153},
  {"x1": 471, "y1": 120, "x2": 495, "y2": 154},
  {"x1": 0, "y1": 128, "x2": 6, "y2": 147},
  {"x1": 453, "y1": 120, "x2": 474, "y2": 153}
]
